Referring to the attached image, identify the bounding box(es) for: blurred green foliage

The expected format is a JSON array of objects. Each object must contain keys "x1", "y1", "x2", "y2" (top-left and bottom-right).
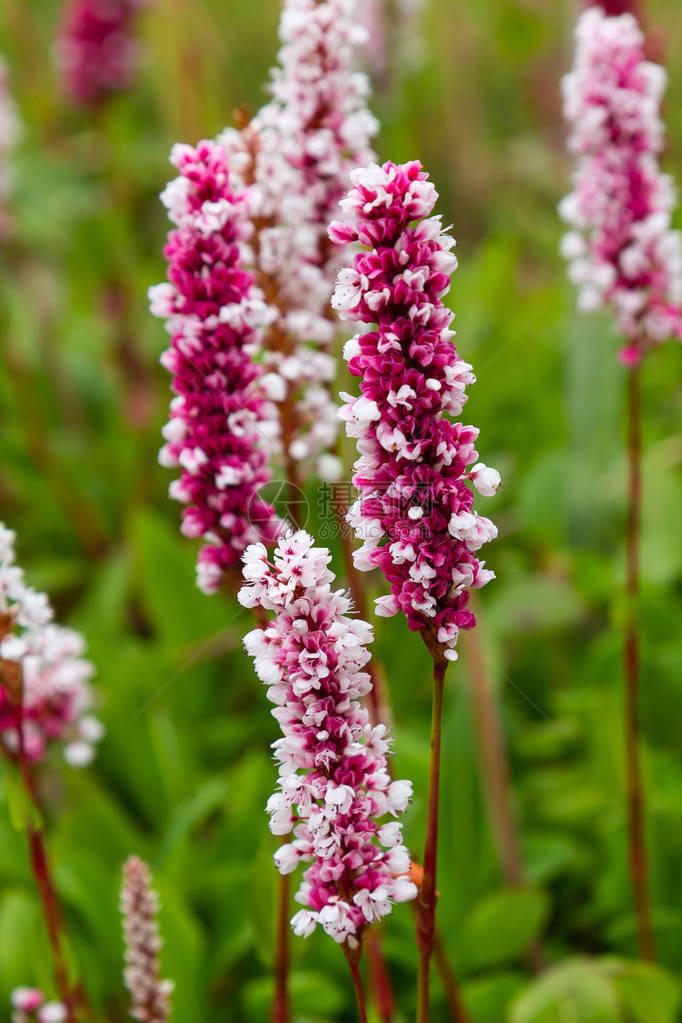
[{"x1": 0, "y1": 0, "x2": 681, "y2": 1020}]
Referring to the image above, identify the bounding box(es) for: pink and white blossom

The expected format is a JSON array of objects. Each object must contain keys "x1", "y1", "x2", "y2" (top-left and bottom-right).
[
  {"x1": 560, "y1": 6, "x2": 682, "y2": 360},
  {"x1": 10, "y1": 989, "x2": 66, "y2": 1023},
  {"x1": 220, "y1": 0, "x2": 378, "y2": 481},
  {"x1": 330, "y1": 161, "x2": 498, "y2": 662},
  {"x1": 149, "y1": 140, "x2": 284, "y2": 593},
  {"x1": 121, "y1": 856, "x2": 173, "y2": 1023},
  {"x1": 0, "y1": 523, "x2": 102, "y2": 767},
  {"x1": 55, "y1": 0, "x2": 147, "y2": 108},
  {"x1": 239, "y1": 531, "x2": 417, "y2": 947}
]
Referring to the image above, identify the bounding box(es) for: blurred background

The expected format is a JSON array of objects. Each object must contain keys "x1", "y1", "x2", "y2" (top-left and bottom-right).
[{"x1": 0, "y1": 0, "x2": 681, "y2": 1020}]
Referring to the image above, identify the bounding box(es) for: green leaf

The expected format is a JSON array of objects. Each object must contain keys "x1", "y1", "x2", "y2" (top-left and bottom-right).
[
  {"x1": 641, "y1": 440, "x2": 682, "y2": 585},
  {"x1": 128, "y1": 507, "x2": 241, "y2": 648},
  {"x1": 510, "y1": 959, "x2": 621, "y2": 1023},
  {"x1": 486, "y1": 576, "x2": 583, "y2": 636},
  {"x1": 522, "y1": 831, "x2": 591, "y2": 884},
  {"x1": 242, "y1": 969, "x2": 346, "y2": 1021},
  {"x1": 2, "y1": 768, "x2": 42, "y2": 833},
  {"x1": 463, "y1": 971, "x2": 525, "y2": 1022},
  {"x1": 459, "y1": 886, "x2": 549, "y2": 972},
  {"x1": 250, "y1": 836, "x2": 278, "y2": 969},
  {"x1": 0, "y1": 890, "x2": 44, "y2": 994},
  {"x1": 599, "y1": 957, "x2": 681, "y2": 1023},
  {"x1": 516, "y1": 719, "x2": 583, "y2": 762}
]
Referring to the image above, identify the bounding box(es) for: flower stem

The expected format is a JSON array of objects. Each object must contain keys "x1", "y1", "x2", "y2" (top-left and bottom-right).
[
  {"x1": 343, "y1": 946, "x2": 368, "y2": 1023},
  {"x1": 271, "y1": 873, "x2": 291, "y2": 1023},
  {"x1": 416, "y1": 650, "x2": 448, "y2": 1023},
  {"x1": 366, "y1": 930, "x2": 395, "y2": 1023},
  {"x1": 336, "y1": 515, "x2": 396, "y2": 1021},
  {"x1": 624, "y1": 364, "x2": 655, "y2": 961},
  {"x1": 12, "y1": 701, "x2": 78, "y2": 1023},
  {"x1": 335, "y1": 488, "x2": 466, "y2": 1018}
]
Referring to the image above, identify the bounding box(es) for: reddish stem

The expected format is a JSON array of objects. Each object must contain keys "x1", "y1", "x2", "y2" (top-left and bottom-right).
[
  {"x1": 271, "y1": 873, "x2": 291, "y2": 1023},
  {"x1": 344, "y1": 947, "x2": 369, "y2": 1023},
  {"x1": 366, "y1": 930, "x2": 395, "y2": 1023},
  {"x1": 416, "y1": 651, "x2": 448, "y2": 1023},
  {"x1": 624, "y1": 365, "x2": 656, "y2": 961},
  {"x1": 12, "y1": 702, "x2": 78, "y2": 1022}
]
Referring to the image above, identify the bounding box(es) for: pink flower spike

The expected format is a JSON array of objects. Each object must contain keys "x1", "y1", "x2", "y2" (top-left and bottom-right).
[
  {"x1": 240, "y1": 531, "x2": 417, "y2": 948},
  {"x1": 560, "y1": 7, "x2": 682, "y2": 357},
  {"x1": 0, "y1": 523, "x2": 102, "y2": 768},
  {"x1": 330, "y1": 160, "x2": 498, "y2": 662},
  {"x1": 120, "y1": 856, "x2": 173, "y2": 1023},
  {"x1": 55, "y1": 0, "x2": 147, "y2": 108},
  {"x1": 150, "y1": 140, "x2": 285, "y2": 592},
  {"x1": 218, "y1": 0, "x2": 378, "y2": 482}
]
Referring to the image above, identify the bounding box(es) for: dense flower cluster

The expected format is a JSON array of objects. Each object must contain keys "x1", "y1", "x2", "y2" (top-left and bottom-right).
[
  {"x1": 220, "y1": 0, "x2": 378, "y2": 480},
  {"x1": 121, "y1": 856, "x2": 173, "y2": 1023},
  {"x1": 560, "y1": 6, "x2": 682, "y2": 361},
  {"x1": 330, "y1": 161, "x2": 499, "y2": 662},
  {"x1": 149, "y1": 140, "x2": 284, "y2": 593},
  {"x1": 0, "y1": 56, "x2": 20, "y2": 240},
  {"x1": 239, "y1": 532, "x2": 417, "y2": 946},
  {"x1": 10, "y1": 989, "x2": 66, "y2": 1023},
  {"x1": 0, "y1": 524, "x2": 102, "y2": 767},
  {"x1": 55, "y1": 0, "x2": 146, "y2": 107}
]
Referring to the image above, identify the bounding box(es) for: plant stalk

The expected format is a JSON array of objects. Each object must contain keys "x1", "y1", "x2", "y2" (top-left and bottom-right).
[
  {"x1": 271, "y1": 873, "x2": 291, "y2": 1023},
  {"x1": 268, "y1": 464, "x2": 302, "y2": 1023},
  {"x1": 344, "y1": 947, "x2": 369, "y2": 1023},
  {"x1": 416, "y1": 650, "x2": 448, "y2": 1023},
  {"x1": 12, "y1": 701, "x2": 78, "y2": 1023},
  {"x1": 624, "y1": 364, "x2": 655, "y2": 961},
  {"x1": 366, "y1": 930, "x2": 395, "y2": 1023},
  {"x1": 334, "y1": 485, "x2": 469, "y2": 1019}
]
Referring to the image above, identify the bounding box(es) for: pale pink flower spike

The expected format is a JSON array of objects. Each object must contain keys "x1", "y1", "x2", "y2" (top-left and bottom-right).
[
  {"x1": 121, "y1": 856, "x2": 173, "y2": 1023},
  {"x1": 560, "y1": 6, "x2": 682, "y2": 361},
  {"x1": 240, "y1": 531, "x2": 417, "y2": 948}
]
